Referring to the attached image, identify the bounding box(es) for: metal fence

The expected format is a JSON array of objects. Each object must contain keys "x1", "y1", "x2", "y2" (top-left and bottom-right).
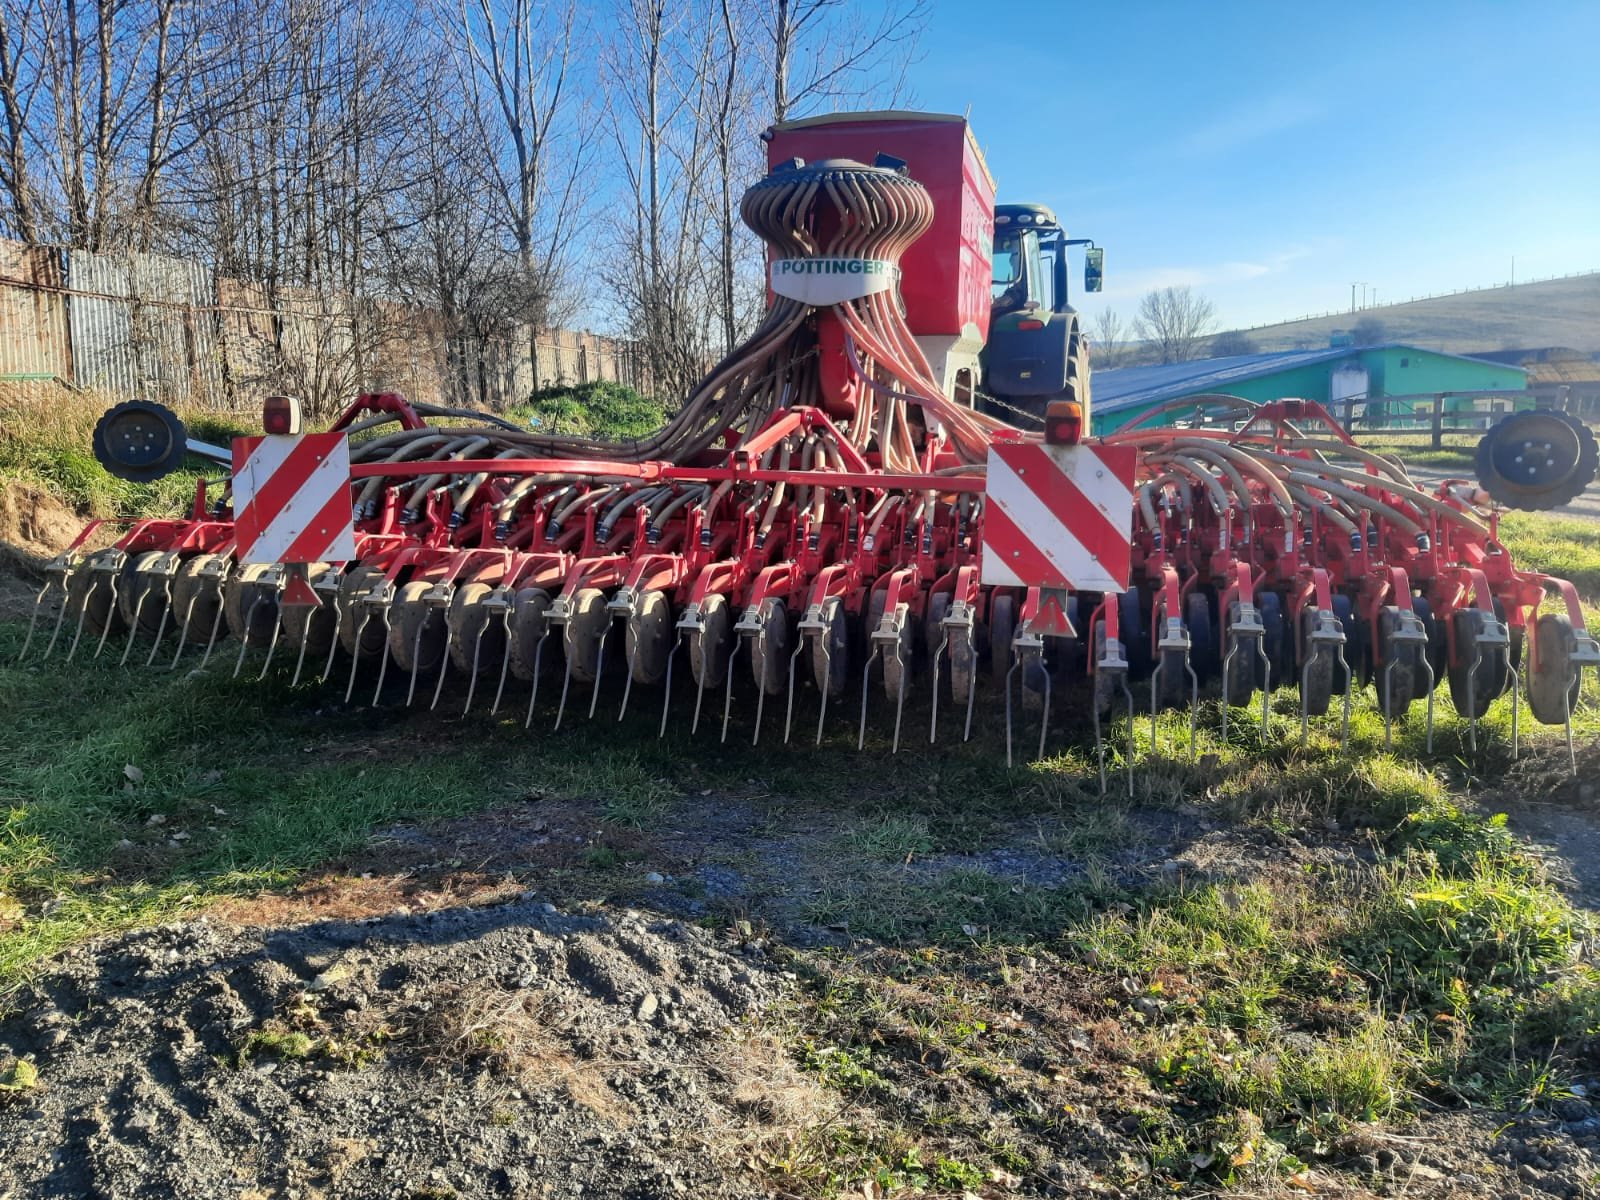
[{"x1": 0, "y1": 238, "x2": 648, "y2": 412}]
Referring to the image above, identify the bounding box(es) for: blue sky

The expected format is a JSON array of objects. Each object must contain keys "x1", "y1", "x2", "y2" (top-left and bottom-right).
[{"x1": 911, "y1": 1, "x2": 1600, "y2": 329}]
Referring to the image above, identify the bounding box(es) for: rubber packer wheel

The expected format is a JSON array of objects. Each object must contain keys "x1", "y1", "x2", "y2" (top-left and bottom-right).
[
  {"x1": 225, "y1": 561, "x2": 281, "y2": 643},
  {"x1": 1221, "y1": 599, "x2": 1257, "y2": 707},
  {"x1": 689, "y1": 593, "x2": 733, "y2": 688},
  {"x1": 1448, "y1": 606, "x2": 1510, "y2": 719},
  {"x1": 1298, "y1": 608, "x2": 1336, "y2": 717},
  {"x1": 118, "y1": 550, "x2": 171, "y2": 636},
  {"x1": 448, "y1": 580, "x2": 507, "y2": 675},
  {"x1": 172, "y1": 554, "x2": 225, "y2": 643},
  {"x1": 627, "y1": 590, "x2": 673, "y2": 686},
  {"x1": 1527, "y1": 612, "x2": 1585, "y2": 725},
  {"x1": 809, "y1": 596, "x2": 851, "y2": 697},
  {"x1": 387, "y1": 580, "x2": 448, "y2": 674},
  {"x1": 508, "y1": 587, "x2": 555, "y2": 682},
  {"x1": 562, "y1": 587, "x2": 611, "y2": 685},
  {"x1": 67, "y1": 551, "x2": 128, "y2": 638},
  {"x1": 336, "y1": 564, "x2": 388, "y2": 659},
  {"x1": 750, "y1": 597, "x2": 792, "y2": 697},
  {"x1": 1373, "y1": 605, "x2": 1420, "y2": 720}
]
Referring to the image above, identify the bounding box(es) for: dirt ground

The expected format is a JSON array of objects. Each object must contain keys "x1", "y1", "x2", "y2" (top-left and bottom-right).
[{"x1": 5, "y1": 492, "x2": 1600, "y2": 1198}]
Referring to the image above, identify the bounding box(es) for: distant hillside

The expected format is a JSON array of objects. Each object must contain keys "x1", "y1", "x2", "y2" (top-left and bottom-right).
[{"x1": 1223, "y1": 272, "x2": 1600, "y2": 356}]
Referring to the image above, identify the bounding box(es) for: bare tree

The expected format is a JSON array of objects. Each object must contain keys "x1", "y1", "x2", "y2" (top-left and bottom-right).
[
  {"x1": 764, "y1": 0, "x2": 927, "y2": 122},
  {"x1": 1133, "y1": 286, "x2": 1217, "y2": 364},
  {"x1": 0, "y1": 0, "x2": 41, "y2": 242},
  {"x1": 1088, "y1": 309, "x2": 1127, "y2": 369}
]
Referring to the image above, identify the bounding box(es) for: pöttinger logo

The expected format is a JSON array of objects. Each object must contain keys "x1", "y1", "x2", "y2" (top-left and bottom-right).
[{"x1": 769, "y1": 257, "x2": 900, "y2": 305}]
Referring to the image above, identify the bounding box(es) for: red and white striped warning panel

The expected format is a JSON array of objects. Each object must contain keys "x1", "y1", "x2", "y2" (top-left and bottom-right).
[
  {"x1": 980, "y1": 441, "x2": 1136, "y2": 592},
  {"x1": 231, "y1": 433, "x2": 357, "y2": 566}
]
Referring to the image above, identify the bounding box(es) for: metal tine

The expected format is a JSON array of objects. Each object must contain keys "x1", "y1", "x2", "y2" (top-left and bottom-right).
[
  {"x1": 464, "y1": 608, "x2": 493, "y2": 715},
  {"x1": 523, "y1": 631, "x2": 551, "y2": 729},
  {"x1": 1334, "y1": 642, "x2": 1352, "y2": 751},
  {"x1": 345, "y1": 608, "x2": 375, "y2": 702},
  {"x1": 198, "y1": 586, "x2": 228, "y2": 670},
  {"x1": 1036, "y1": 660, "x2": 1052, "y2": 761},
  {"x1": 1256, "y1": 633, "x2": 1272, "y2": 740},
  {"x1": 429, "y1": 622, "x2": 453, "y2": 711},
  {"x1": 1148, "y1": 654, "x2": 1164, "y2": 757},
  {"x1": 720, "y1": 636, "x2": 744, "y2": 743},
  {"x1": 856, "y1": 645, "x2": 882, "y2": 751},
  {"x1": 119, "y1": 579, "x2": 154, "y2": 667},
  {"x1": 658, "y1": 639, "x2": 680, "y2": 739},
  {"x1": 1465, "y1": 647, "x2": 1481, "y2": 754},
  {"x1": 553, "y1": 655, "x2": 576, "y2": 730},
  {"x1": 690, "y1": 630, "x2": 711, "y2": 735},
  {"x1": 1507, "y1": 657, "x2": 1521, "y2": 761},
  {"x1": 890, "y1": 637, "x2": 908, "y2": 755},
  {"x1": 1185, "y1": 655, "x2": 1200, "y2": 761},
  {"x1": 370, "y1": 604, "x2": 394, "y2": 706},
  {"x1": 585, "y1": 625, "x2": 608, "y2": 721},
  {"x1": 928, "y1": 627, "x2": 950, "y2": 745},
  {"x1": 490, "y1": 607, "x2": 516, "y2": 716},
  {"x1": 144, "y1": 575, "x2": 176, "y2": 668},
  {"x1": 1420, "y1": 650, "x2": 1437, "y2": 754},
  {"x1": 1121, "y1": 671, "x2": 1136, "y2": 798},
  {"x1": 234, "y1": 596, "x2": 268, "y2": 679},
  {"x1": 40, "y1": 574, "x2": 74, "y2": 661},
  {"x1": 1093, "y1": 682, "x2": 1107, "y2": 794},
  {"x1": 92, "y1": 571, "x2": 122, "y2": 659},
  {"x1": 290, "y1": 617, "x2": 314, "y2": 688},
  {"x1": 815, "y1": 633, "x2": 834, "y2": 746},
  {"x1": 783, "y1": 638, "x2": 806, "y2": 744},
  {"x1": 962, "y1": 631, "x2": 979, "y2": 744},
  {"x1": 751, "y1": 627, "x2": 771, "y2": 747},
  {"x1": 1382, "y1": 657, "x2": 1397, "y2": 750},
  {"x1": 618, "y1": 620, "x2": 639, "y2": 723},
  {"x1": 64, "y1": 573, "x2": 98, "y2": 663},
  {"x1": 319, "y1": 592, "x2": 345, "y2": 684},
  {"x1": 1220, "y1": 639, "x2": 1238, "y2": 745},
  {"x1": 406, "y1": 616, "x2": 428, "y2": 706},
  {"x1": 1003, "y1": 658, "x2": 1019, "y2": 768},
  {"x1": 18, "y1": 577, "x2": 55, "y2": 662},
  {"x1": 257, "y1": 603, "x2": 288, "y2": 682},
  {"x1": 1563, "y1": 662, "x2": 1577, "y2": 775}
]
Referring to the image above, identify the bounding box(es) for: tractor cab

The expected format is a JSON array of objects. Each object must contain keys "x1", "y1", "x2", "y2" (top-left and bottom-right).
[{"x1": 981, "y1": 203, "x2": 1103, "y2": 422}]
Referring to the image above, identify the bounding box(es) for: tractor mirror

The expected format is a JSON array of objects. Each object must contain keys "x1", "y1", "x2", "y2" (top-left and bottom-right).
[{"x1": 1084, "y1": 246, "x2": 1104, "y2": 293}]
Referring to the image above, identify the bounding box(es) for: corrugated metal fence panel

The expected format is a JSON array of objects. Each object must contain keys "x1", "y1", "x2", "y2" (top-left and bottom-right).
[
  {"x1": 0, "y1": 240, "x2": 70, "y2": 379},
  {"x1": 66, "y1": 249, "x2": 225, "y2": 403}
]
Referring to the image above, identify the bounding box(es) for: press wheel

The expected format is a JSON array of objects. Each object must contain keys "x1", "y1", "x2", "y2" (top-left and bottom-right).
[
  {"x1": 387, "y1": 580, "x2": 448, "y2": 673},
  {"x1": 508, "y1": 587, "x2": 555, "y2": 682},
  {"x1": 689, "y1": 593, "x2": 733, "y2": 688},
  {"x1": 1298, "y1": 608, "x2": 1335, "y2": 717},
  {"x1": 336, "y1": 564, "x2": 388, "y2": 659},
  {"x1": 563, "y1": 587, "x2": 611, "y2": 685},
  {"x1": 627, "y1": 590, "x2": 673, "y2": 685},
  {"x1": 809, "y1": 596, "x2": 851, "y2": 697},
  {"x1": 448, "y1": 580, "x2": 507, "y2": 675},
  {"x1": 119, "y1": 550, "x2": 171, "y2": 636},
  {"x1": 225, "y1": 562, "x2": 281, "y2": 643},
  {"x1": 1527, "y1": 612, "x2": 1585, "y2": 725},
  {"x1": 281, "y1": 563, "x2": 337, "y2": 659},
  {"x1": 67, "y1": 551, "x2": 129, "y2": 638},
  {"x1": 1373, "y1": 605, "x2": 1420, "y2": 720},
  {"x1": 1221, "y1": 600, "x2": 1257, "y2": 707},
  {"x1": 1448, "y1": 606, "x2": 1510, "y2": 719},
  {"x1": 988, "y1": 592, "x2": 1017, "y2": 687},
  {"x1": 1154, "y1": 602, "x2": 1187, "y2": 710},
  {"x1": 749, "y1": 597, "x2": 792, "y2": 697},
  {"x1": 171, "y1": 554, "x2": 225, "y2": 643}
]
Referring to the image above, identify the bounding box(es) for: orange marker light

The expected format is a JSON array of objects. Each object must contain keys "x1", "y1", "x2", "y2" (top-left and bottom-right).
[{"x1": 1044, "y1": 399, "x2": 1083, "y2": 446}]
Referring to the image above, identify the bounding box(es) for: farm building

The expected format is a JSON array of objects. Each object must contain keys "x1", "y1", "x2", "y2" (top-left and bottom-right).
[{"x1": 1089, "y1": 344, "x2": 1527, "y2": 434}]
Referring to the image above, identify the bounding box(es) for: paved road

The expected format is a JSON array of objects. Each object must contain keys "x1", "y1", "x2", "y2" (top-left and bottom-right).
[{"x1": 1403, "y1": 463, "x2": 1600, "y2": 522}]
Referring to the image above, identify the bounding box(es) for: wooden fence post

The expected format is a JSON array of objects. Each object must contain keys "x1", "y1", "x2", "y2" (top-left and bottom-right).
[{"x1": 1431, "y1": 393, "x2": 1445, "y2": 450}]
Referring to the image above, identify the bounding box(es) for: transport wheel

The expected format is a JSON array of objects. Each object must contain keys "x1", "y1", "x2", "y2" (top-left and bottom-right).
[
  {"x1": 563, "y1": 587, "x2": 610, "y2": 685},
  {"x1": 335, "y1": 564, "x2": 387, "y2": 659},
  {"x1": 1527, "y1": 612, "x2": 1585, "y2": 725},
  {"x1": 1448, "y1": 606, "x2": 1510, "y2": 719},
  {"x1": 750, "y1": 597, "x2": 792, "y2": 696},
  {"x1": 225, "y1": 562, "x2": 281, "y2": 643},
  {"x1": 118, "y1": 550, "x2": 171, "y2": 636},
  {"x1": 1221, "y1": 600, "x2": 1257, "y2": 707},
  {"x1": 1475, "y1": 409, "x2": 1600, "y2": 510},
  {"x1": 508, "y1": 587, "x2": 555, "y2": 682},
  {"x1": 689, "y1": 593, "x2": 733, "y2": 689},
  {"x1": 809, "y1": 596, "x2": 851, "y2": 697},
  {"x1": 1411, "y1": 595, "x2": 1445, "y2": 695},
  {"x1": 171, "y1": 554, "x2": 224, "y2": 642},
  {"x1": 627, "y1": 590, "x2": 673, "y2": 686},
  {"x1": 67, "y1": 551, "x2": 128, "y2": 638},
  {"x1": 281, "y1": 563, "x2": 337, "y2": 660},
  {"x1": 1373, "y1": 605, "x2": 1420, "y2": 720},
  {"x1": 988, "y1": 592, "x2": 1017, "y2": 687},
  {"x1": 1299, "y1": 607, "x2": 1335, "y2": 717},
  {"x1": 388, "y1": 580, "x2": 448, "y2": 674},
  {"x1": 448, "y1": 581, "x2": 506, "y2": 675}
]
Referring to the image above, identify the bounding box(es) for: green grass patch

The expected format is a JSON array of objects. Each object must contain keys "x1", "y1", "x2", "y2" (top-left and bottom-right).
[
  {"x1": 507, "y1": 381, "x2": 668, "y2": 441},
  {"x1": 1498, "y1": 510, "x2": 1600, "y2": 598}
]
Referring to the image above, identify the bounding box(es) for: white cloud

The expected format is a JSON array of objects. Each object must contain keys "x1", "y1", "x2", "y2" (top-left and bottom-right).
[{"x1": 1099, "y1": 247, "x2": 1314, "y2": 301}]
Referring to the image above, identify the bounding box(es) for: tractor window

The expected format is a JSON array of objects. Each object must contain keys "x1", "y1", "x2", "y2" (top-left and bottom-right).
[
  {"x1": 992, "y1": 241, "x2": 1021, "y2": 295},
  {"x1": 1037, "y1": 245, "x2": 1057, "y2": 311}
]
